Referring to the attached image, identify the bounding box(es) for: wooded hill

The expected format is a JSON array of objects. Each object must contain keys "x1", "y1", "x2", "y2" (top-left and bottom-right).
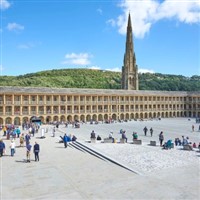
[{"x1": 0, "y1": 68, "x2": 199, "y2": 91}]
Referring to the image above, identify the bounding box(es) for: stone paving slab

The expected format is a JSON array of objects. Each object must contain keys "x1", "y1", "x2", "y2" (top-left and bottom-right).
[{"x1": 0, "y1": 118, "x2": 200, "y2": 200}]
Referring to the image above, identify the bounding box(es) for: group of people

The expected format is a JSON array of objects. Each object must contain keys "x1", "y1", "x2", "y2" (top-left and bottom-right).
[
  {"x1": 143, "y1": 126, "x2": 154, "y2": 137},
  {"x1": 0, "y1": 129, "x2": 40, "y2": 162},
  {"x1": 61, "y1": 134, "x2": 77, "y2": 148}
]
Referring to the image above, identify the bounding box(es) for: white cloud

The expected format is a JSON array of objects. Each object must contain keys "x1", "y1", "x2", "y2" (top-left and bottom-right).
[
  {"x1": 97, "y1": 8, "x2": 103, "y2": 15},
  {"x1": 18, "y1": 43, "x2": 35, "y2": 49},
  {"x1": 138, "y1": 68, "x2": 155, "y2": 74},
  {"x1": 111, "y1": 0, "x2": 200, "y2": 38},
  {"x1": 89, "y1": 66, "x2": 101, "y2": 70},
  {"x1": 0, "y1": 0, "x2": 10, "y2": 10},
  {"x1": 106, "y1": 19, "x2": 116, "y2": 27},
  {"x1": 62, "y1": 53, "x2": 92, "y2": 65},
  {"x1": 105, "y1": 67, "x2": 121, "y2": 72},
  {"x1": 7, "y1": 23, "x2": 24, "y2": 32}
]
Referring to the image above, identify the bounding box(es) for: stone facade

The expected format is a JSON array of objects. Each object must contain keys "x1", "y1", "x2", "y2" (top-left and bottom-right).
[
  {"x1": 121, "y1": 13, "x2": 138, "y2": 90},
  {"x1": 0, "y1": 86, "x2": 199, "y2": 125}
]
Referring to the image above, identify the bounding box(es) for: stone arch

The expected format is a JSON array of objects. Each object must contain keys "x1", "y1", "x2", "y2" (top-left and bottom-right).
[
  {"x1": 161, "y1": 112, "x2": 164, "y2": 118},
  {"x1": 149, "y1": 112, "x2": 152, "y2": 118},
  {"x1": 67, "y1": 115, "x2": 72, "y2": 122},
  {"x1": 98, "y1": 114, "x2": 103, "y2": 121},
  {"x1": 125, "y1": 113, "x2": 129, "y2": 120},
  {"x1": 46, "y1": 116, "x2": 52, "y2": 124},
  {"x1": 22, "y1": 117, "x2": 29, "y2": 123},
  {"x1": 120, "y1": 113, "x2": 124, "y2": 120},
  {"x1": 53, "y1": 116, "x2": 59, "y2": 122},
  {"x1": 60, "y1": 115, "x2": 66, "y2": 122},
  {"x1": 92, "y1": 114, "x2": 97, "y2": 121},
  {"x1": 14, "y1": 117, "x2": 21, "y2": 125},
  {"x1": 74, "y1": 115, "x2": 79, "y2": 121},
  {"x1": 80, "y1": 115, "x2": 85, "y2": 122},
  {"x1": 153, "y1": 112, "x2": 157, "y2": 118},
  {"x1": 130, "y1": 113, "x2": 134, "y2": 119},
  {"x1": 5, "y1": 117, "x2": 12, "y2": 124},
  {"x1": 135, "y1": 113, "x2": 139, "y2": 119},
  {"x1": 0, "y1": 118, "x2": 3, "y2": 125},
  {"x1": 144, "y1": 113, "x2": 148, "y2": 119},
  {"x1": 140, "y1": 113, "x2": 143, "y2": 119},
  {"x1": 165, "y1": 112, "x2": 168, "y2": 117},
  {"x1": 86, "y1": 115, "x2": 91, "y2": 122},
  {"x1": 112, "y1": 114, "x2": 117, "y2": 120},
  {"x1": 38, "y1": 116, "x2": 44, "y2": 124},
  {"x1": 104, "y1": 114, "x2": 108, "y2": 120}
]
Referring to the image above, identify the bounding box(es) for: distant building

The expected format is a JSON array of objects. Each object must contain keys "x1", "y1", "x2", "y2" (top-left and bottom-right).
[
  {"x1": 0, "y1": 86, "x2": 199, "y2": 125},
  {"x1": 121, "y1": 13, "x2": 138, "y2": 90}
]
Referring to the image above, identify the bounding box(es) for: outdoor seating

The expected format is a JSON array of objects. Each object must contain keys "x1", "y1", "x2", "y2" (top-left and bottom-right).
[
  {"x1": 91, "y1": 138, "x2": 96, "y2": 143},
  {"x1": 120, "y1": 138, "x2": 126, "y2": 143},
  {"x1": 104, "y1": 138, "x2": 113, "y2": 143},
  {"x1": 150, "y1": 141, "x2": 156, "y2": 146},
  {"x1": 183, "y1": 144, "x2": 193, "y2": 151},
  {"x1": 133, "y1": 139, "x2": 142, "y2": 145}
]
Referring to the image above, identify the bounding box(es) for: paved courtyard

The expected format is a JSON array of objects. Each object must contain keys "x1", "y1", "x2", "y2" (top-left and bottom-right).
[{"x1": 0, "y1": 118, "x2": 200, "y2": 200}]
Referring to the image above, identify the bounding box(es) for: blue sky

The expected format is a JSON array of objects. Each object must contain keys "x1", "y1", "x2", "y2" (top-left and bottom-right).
[{"x1": 0, "y1": 0, "x2": 200, "y2": 77}]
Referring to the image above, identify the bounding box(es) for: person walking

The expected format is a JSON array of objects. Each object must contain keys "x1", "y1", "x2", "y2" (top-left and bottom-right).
[
  {"x1": 26, "y1": 142, "x2": 32, "y2": 162},
  {"x1": 25, "y1": 133, "x2": 31, "y2": 147},
  {"x1": 143, "y1": 126, "x2": 148, "y2": 136},
  {"x1": 63, "y1": 134, "x2": 68, "y2": 148},
  {"x1": 10, "y1": 139, "x2": 16, "y2": 157},
  {"x1": 0, "y1": 139, "x2": 6, "y2": 157},
  {"x1": 192, "y1": 125, "x2": 194, "y2": 132},
  {"x1": 159, "y1": 131, "x2": 164, "y2": 146},
  {"x1": 150, "y1": 127, "x2": 153, "y2": 137},
  {"x1": 33, "y1": 141, "x2": 40, "y2": 162},
  {"x1": 52, "y1": 127, "x2": 56, "y2": 137}
]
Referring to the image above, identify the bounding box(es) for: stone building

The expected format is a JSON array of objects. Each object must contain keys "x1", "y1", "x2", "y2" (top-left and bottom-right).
[
  {"x1": 0, "y1": 86, "x2": 199, "y2": 125},
  {"x1": 121, "y1": 13, "x2": 138, "y2": 90}
]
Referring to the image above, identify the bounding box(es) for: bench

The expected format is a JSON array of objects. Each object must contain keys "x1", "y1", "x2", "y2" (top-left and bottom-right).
[
  {"x1": 104, "y1": 138, "x2": 113, "y2": 143},
  {"x1": 90, "y1": 138, "x2": 96, "y2": 143},
  {"x1": 183, "y1": 144, "x2": 193, "y2": 151},
  {"x1": 150, "y1": 141, "x2": 156, "y2": 146},
  {"x1": 133, "y1": 139, "x2": 142, "y2": 145},
  {"x1": 120, "y1": 138, "x2": 127, "y2": 143}
]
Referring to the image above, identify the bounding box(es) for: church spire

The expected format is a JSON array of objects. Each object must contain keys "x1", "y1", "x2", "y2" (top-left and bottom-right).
[{"x1": 121, "y1": 13, "x2": 138, "y2": 90}]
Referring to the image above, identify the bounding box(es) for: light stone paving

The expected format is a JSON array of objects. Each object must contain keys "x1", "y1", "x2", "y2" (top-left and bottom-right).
[{"x1": 0, "y1": 118, "x2": 200, "y2": 200}]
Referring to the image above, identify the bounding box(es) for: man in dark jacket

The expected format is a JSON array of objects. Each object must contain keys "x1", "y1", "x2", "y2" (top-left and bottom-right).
[
  {"x1": 63, "y1": 134, "x2": 68, "y2": 148},
  {"x1": 33, "y1": 141, "x2": 40, "y2": 161},
  {"x1": 0, "y1": 139, "x2": 5, "y2": 157}
]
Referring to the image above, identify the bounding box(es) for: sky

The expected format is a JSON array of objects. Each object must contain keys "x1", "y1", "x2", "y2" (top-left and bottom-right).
[{"x1": 0, "y1": 0, "x2": 200, "y2": 77}]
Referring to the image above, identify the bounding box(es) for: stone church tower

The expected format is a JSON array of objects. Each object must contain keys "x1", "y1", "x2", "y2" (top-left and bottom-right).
[{"x1": 121, "y1": 13, "x2": 138, "y2": 90}]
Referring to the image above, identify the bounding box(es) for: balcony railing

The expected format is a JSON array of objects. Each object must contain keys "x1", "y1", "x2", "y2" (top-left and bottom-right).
[{"x1": 6, "y1": 101, "x2": 12, "y2": 105}]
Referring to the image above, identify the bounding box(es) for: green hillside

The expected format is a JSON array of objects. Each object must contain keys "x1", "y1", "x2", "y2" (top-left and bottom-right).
[{"x1": 0, "y1": 68, "x2": 199, "y2": 91}]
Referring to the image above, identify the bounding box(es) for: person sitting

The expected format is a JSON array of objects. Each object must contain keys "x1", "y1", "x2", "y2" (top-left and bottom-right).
[
  {"x1": 72, "y1": 135, "x2": 77, "y2": 142},
  {"x1": 175, "y1": 138, "x2": 179, "y2": 146},
  {"x1": 90, "y1": 130, "x2": 96, "y2": 139},
  {"x1": 163, "y1": 139, "x2": 173, "y2": 149},
  {"x1": 122, "y1": 131, "x2": 127, "y2": 142},
  {"x1": 97, "y1": 135, "x2": 101, "y2": 141},
  {"x1": 108, "y1": 132, "x2": 114, "y2": 142},
  {"x1": 192, "y1": 142, "x2": 197, "y2": 148},
  {"x1": 132, "y1": 132, "x2": 138, "y2": 140}
]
